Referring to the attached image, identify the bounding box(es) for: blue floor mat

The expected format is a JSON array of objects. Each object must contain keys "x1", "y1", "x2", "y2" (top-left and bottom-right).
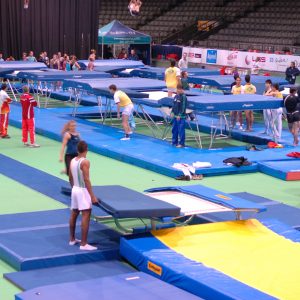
[
  {"x1": 5, "y1": 260, "x2": 134, "y2": 290},
  {"x1": 0, "y1": 220, "x2": 120, "y2": 271},
  {"x1": 15, "y1": 272, "x2": 201, "y2": 300}
]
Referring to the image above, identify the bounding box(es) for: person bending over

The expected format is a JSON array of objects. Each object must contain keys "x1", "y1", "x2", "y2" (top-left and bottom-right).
[
  {"x1": 171, "y1": 84, "x2": 187, "y2": 148},
  {"x1": 165, "y1": 59, "x2": 181, "y2": 97},
  {"x1": 59, "y1": 120, "x2": 80, "y2": 175},
  {"x1": 243, "y1": 75, "x2": 257, "y2": 132},
  {"x1": 284, "y1": 88, "x2": 300, "y2": 146},
  {"x1": 109, "y1": 84, "x2": 134, "y2": 141},
  {"x1": 0, "y1": 84, "x2": 12, "y2": 139},
  {"x1": 69, "y1": 141, "x2": 98, "y2": 251},
  {"x1": 20, "y1": 86, "x2": 40, "y2": 147}
]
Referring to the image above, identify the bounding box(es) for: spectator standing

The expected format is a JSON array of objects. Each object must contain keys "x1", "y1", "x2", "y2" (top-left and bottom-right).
[{"x1": 178, "y1": 53, "x2": 188, "y2": 69}]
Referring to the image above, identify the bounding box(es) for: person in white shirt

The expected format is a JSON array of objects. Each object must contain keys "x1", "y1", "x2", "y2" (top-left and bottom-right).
[
  {"x1": 0, "y1": 84, "x2": 12, "y2": 138},
  {"x1": 178, "y1": 53, "x2": 188, "y2": 69},
  {"x1": 0, "y1": 53, "x2": 4, "y2": 62}
]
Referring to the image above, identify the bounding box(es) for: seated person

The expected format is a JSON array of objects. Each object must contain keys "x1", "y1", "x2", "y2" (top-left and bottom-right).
[
  {"x1": 118, "y1": 48, "x2": 127, "y2": 59},
  {"x1": 128, "y1": 49, "x2": 139, "y2": 61}
]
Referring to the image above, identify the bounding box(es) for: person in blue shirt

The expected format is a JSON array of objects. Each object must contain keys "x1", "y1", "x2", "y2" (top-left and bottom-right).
[
  {"x1": 128, "y1": 49, "x2": 139, "y2": 61},
  {"x1": 171, "y1": 84, "x2": 187, "y2": 148},
  {"x1": 285, "y1": 62, "x2": 300, "y2": 84}
]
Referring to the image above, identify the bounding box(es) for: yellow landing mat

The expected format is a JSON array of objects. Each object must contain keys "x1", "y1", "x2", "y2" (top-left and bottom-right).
[{"x1": 153, "y1": 219, "x2": 300, "y2": 300}]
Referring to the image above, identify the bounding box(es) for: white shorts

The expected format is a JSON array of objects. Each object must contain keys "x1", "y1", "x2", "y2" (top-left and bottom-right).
[
  {"x1": 122, "y1": 103, "x2": 134, "y2": 116},
  {"x1": 71, "y1": 186, "x2": 92, "y2": 211},
  {"x1": 167, "y1": 87, "x2": 176, "y2": 93}
]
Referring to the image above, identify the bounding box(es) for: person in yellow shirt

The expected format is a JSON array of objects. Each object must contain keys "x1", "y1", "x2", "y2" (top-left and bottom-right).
[
  {"x1": 109, "y1": 84, "x2": 134, "y2": 141},
  {"x1": 165, "y1": 59, "x2": 181, "y2": 97},
  {"x1": 243, "y1": 75, "x2": 257, "y2": 131},
  {"x1": 231, "y1": 76, "x2": 244, "y2": 129}
]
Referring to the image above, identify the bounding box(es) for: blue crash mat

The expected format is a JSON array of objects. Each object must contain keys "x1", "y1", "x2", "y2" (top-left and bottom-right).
[
  {"x1": 15, "y1": 272, "x2": 201, "y2": 300},
  {"x1": 78, "y1": 59, "x2": 144, "y2": 71},
  {"x1": 145, "y1": 185, "x2": 266, "y2": 212},
  {"x1": 258, "y1": 160, "x2": 300, "y2": 181},
  {"x1": 93, "y1": 185, "x2": 181, "y2": 218},
  {"x1": 16, "y1": 70, "x2": 111, "y2": 81},
  {"x1": 5, "y1": 260, "x2": 134, "y2": 290}
]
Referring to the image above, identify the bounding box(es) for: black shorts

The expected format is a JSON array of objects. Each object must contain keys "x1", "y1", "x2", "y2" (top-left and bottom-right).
[{"x1": 287, "y1": 111, "x2": 300, "y2": 124}]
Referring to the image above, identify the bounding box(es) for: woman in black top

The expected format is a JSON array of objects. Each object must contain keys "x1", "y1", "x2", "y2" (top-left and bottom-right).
[{"x1": 284, "y1": 88, "x2": 300, "y2": 145}]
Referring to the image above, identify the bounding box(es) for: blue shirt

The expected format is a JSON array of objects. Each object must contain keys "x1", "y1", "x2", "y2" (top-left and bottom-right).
[{"x1": 66, "y1": 133, "x2": 80, "y2": 155}]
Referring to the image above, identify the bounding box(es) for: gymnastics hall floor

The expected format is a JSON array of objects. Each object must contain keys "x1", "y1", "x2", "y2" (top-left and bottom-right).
[{"x1": 1, "y1": 126, "x2": 300, "y2": 299}]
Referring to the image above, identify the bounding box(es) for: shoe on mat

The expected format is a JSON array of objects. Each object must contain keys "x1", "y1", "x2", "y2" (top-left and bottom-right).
[
  {"x1": 69, "y1": 239, "x2": 81, "y2": 246},
  {"x1": 23, "y1": 142, "x2": 30, "y2": 147},
  {"x1": 120, "y1": 137, "x2": 130, "y2": 141},
  {"x1": 175, "y1": 175, "x2": 191, "y2": 181},
  {"x1": 176, "y1": 144, "x2": 185, "y2": 148},
  {"x1": 79, "y1": 244, "x2": 97, "y2": 251},
  {"x1": 29, "y1": 143, "x2": 40, "y2": 148}
]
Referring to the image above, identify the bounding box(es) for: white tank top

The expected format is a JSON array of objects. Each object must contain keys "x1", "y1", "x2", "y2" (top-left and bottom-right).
[{"x1": 70, "y1": 157, "x2": 86, "y2": 188}]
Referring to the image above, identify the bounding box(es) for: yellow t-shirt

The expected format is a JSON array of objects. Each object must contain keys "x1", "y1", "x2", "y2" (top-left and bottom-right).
[
  {"x1": 275, "y1": 91, "x2": 283, "y2": 99},
  {"x1": 231, "y1": 85, "x2": 244, "y2": 95},
  {"x1": 243, "y1": 83, "x2": 256, "y2": 94},
  {"x1": 165, "y1": 67, "x2": 180, "y2": 89},
  {"x1": 114, "y1": 90, "x2": 132, "y2": 107}
]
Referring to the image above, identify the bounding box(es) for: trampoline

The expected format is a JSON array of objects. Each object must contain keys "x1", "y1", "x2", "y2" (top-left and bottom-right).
[
  {"x1": 188, "y1": 75, "x2": 288, "y2": 94},
  {"x1": 92, "y1": 185, "x2": 265, "y2": 232},
  {"x1": 78, "y1": 59, "x2": 145, "y2": 72},
  {"x1": 121, "y1": 219, "x2": 300, "y2": 300}
]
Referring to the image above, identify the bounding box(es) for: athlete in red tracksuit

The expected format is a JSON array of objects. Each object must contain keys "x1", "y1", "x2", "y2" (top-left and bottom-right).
[{"x1": 20, "y1": 86, "x2": 40, "y2": 147}]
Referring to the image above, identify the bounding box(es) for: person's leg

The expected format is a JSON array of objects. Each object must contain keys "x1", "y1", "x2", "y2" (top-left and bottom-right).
[
  {"x1": 292, "y1": 122, "x2": 299, "y2": 146},
  {"x1": 0, "y1": 114, "x2": 3, "y2": 136},
  {"x1": 1, "y1": 113, "x2": 9, "y2": 136},
  {"x1": 230, "y1": 111, "x2": 237, "y2": 127},
  {"x1": 172, "y1": 118, "x2": 179, "y2": 145},
  {"x1": 69, "y1": 209, "x2": 80, "y2": 242},
  {"x1": 238, "y1": 111, "x2": 243, "y2": 128},
  {"x1": 122, "y1": 114, "x2": 130, "y2": 134},
  {"x1": 65, "y1": 154, "x2": 73, "y2": 177},
  {"x1": 22, "y1": 119, "x2": 28, "y2": 143},
  {"x1": 80, "y1": 209, "x2": 92, "y2": 246},
  {"x1": 245, "y1": 110, "x2": 250, "y2": 130},
  {"x1": 249, "y1": 111, "x2": 254, "y2": 130},
  {"x1": 276, "y1": 109, "x2": 283, "y2": 139},
  {"x1": 28, "y1": 118, "x2": 35, "y2": 144},
  {"x1": 179, "y1": 118, "x2": 186, "y2": 146}
]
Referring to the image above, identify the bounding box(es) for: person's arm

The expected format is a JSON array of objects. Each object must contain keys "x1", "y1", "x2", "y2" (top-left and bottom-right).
[
  {"x1": 176, "y1": 68, "x2": 181, "y2": 84},
  {"x1": 75, "y1": 62, "x2": 81, "y2": 70},
  {"x1": 59, "y1": 133, "x2": 70, "y2": 162},
  {"x1": 286, "y1": 67, "x2": 291, "y2": 77},
  {"x1": 81, "y1": 160, "x2": 98, "y2": 204},
  {"x1": 69, "y1": 162, "x2": 74, "y2": 187},
  {"x1": 178, "y1": 59, "x2": 182, "y2": 69},
  {"x1": 181, "y1": 94, "x2": 187, "y2": 118},
  {"x1": 113, "y1": 93, "x2": 121, "y2": 118},
  {"x1": 29, "y1": 95, "x2": 37, "y2": 107}
]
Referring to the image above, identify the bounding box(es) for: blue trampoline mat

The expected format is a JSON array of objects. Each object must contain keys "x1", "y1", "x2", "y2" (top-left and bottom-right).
[
  {"x1": 15, "y1": 272, "x2": 201, "y2": 300},
  {"x1": 0, "y1": 220, "x2": 120, "y2": 271},
  {"x1": 5, "y1": 260, "x2": 134, "y2": 291}
]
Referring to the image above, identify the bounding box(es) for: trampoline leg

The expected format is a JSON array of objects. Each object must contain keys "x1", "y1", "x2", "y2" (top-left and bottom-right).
[
  {"x1": 235, "y1": 211, "x2": 242, "y2": 220},
  {"x1": 151, "y1": 219, "x2": 157, "y2": 231}
]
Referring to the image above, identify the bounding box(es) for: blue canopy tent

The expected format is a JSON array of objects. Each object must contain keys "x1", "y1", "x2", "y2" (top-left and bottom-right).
[{"x1": 98, "y1": 20, "x2": 152, "y2": 64}]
